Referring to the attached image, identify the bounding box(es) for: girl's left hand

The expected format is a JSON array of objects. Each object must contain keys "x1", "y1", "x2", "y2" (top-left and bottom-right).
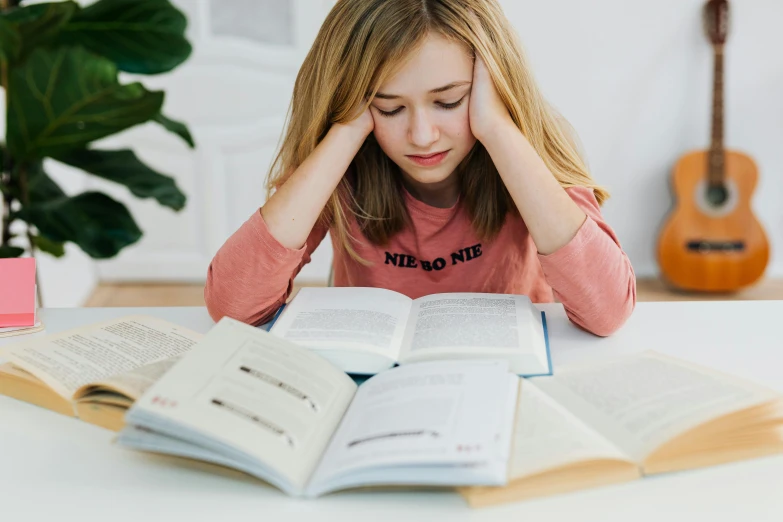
[{"x1": 468, "y1": 53, "x2": 514, "y2": 143}]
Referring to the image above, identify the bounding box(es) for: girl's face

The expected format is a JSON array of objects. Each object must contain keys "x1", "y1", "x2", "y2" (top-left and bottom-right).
[{"x1": 370, "y1": 32, "x2": 476, "y2": 191}]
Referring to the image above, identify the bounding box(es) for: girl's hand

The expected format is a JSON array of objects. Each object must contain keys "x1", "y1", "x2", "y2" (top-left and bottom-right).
[
  {"x1": 468, "y1": 54, "x2": 514, "y2": 143},
  {"x1": 339, "y1": 104, "x2": 374, "y2": 139}
]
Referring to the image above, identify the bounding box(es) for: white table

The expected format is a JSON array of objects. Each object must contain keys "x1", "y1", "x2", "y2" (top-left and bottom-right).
[{"x1": 1, "y1": 302, "x2": 782, "y2": 521}]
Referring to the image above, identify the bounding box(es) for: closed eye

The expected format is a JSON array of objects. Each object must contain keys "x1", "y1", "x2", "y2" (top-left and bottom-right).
[
  {"x1": 375, "y1": 95, "x2": 467, "y2": 118},
  {"x1": 376, "y1": 106, "x2": 404, "y2": 117},
  {"x1": 437, "y1": 95, "x2": 466, "y2": 110}
]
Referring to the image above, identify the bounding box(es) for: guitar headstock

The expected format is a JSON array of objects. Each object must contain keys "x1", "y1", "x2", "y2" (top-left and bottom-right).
[{"x1": 704, "y1": 0, "x2": 730, "y2": 46}]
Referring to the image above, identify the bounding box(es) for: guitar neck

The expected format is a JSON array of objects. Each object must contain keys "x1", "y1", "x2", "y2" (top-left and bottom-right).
[{"x1": 708, "y1": 45, "x2": 725, "y2": 186}]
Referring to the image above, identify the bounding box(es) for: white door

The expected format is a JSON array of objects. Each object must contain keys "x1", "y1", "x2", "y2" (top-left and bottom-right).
[{"x1": 91, "y1": 0, "x2": 337, "y2": 285}]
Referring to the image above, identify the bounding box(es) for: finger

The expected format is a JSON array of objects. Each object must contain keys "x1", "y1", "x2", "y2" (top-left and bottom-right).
[{"x1": 474, "y1": 52, "x2": 484, "y2": 70}]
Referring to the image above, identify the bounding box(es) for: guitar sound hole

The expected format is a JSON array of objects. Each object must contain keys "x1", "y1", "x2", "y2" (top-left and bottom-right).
[{"x1": 706, "y1": 184, "x2": 728, "y2": 206}]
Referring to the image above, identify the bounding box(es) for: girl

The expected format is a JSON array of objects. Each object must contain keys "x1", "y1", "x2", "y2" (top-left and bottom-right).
[{"x1": 205, "y1": 0, "x2": 636, "y2": 337}]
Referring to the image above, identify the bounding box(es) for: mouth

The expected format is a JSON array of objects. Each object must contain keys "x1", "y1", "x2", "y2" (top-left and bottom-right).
[{"x1": 406, "y1": 150, "x2": 450, "y2": 167}]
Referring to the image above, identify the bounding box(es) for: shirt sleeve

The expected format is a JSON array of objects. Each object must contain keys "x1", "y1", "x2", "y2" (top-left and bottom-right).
[
  {"x1": 204, "y1": 209, "x2": 329, "y2": 326},
  {"x1": 536, "y1": 186, "x2": 637, "y2": 336}
]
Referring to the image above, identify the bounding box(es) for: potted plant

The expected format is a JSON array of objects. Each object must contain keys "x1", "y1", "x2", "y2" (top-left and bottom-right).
[{"x1": 0, "y1": 0, "x2": 195, "y2": 302}]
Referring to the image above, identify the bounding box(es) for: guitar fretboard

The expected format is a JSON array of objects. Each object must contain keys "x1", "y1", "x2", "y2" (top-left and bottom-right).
[{"x1": 708, "y1": 46, "x2": 725, "y2": 186}]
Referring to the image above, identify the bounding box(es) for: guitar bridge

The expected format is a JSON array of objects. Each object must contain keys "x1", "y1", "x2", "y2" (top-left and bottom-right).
[{"x1": 686, "y1": 240, "x2": 745, "y2": 252}]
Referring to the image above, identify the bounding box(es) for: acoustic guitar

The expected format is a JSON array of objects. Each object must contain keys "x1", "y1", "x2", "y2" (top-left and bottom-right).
[{"x1": 657, "y1": 0, "x2": 769, "y2": 292}]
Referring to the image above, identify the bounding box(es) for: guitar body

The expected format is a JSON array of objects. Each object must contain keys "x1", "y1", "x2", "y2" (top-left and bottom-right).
[{"x1": 657, "y1": 150, "x2": 769, "y2": 292}]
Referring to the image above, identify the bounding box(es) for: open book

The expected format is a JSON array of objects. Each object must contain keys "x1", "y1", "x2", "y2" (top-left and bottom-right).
[
  {"x1": 116, "y1": 316, "x2": 520, "y2": 498},
  {"x1": 0, "y1": 316, "x2": 203, "y2": 431},
  {"x1": 269, "y1": 287, "x2": 551, "y2": 376},
  {"x1": 458, "y1": 351, "x2": 783, "y2": 507}
]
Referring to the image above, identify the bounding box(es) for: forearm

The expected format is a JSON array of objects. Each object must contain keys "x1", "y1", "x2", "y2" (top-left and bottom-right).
[
  {"x1": 261, "y1": 123, "x2": 368, "y2": 249},
  {"x1": 481, "y1": 122, "x2": 586, "y2": 255},
  {"x1": 204, "y1": 210, "x2": 329, "y2": 325},
  {"x1": 538, "y1": 212, "x2": 637, "y2": 336}
]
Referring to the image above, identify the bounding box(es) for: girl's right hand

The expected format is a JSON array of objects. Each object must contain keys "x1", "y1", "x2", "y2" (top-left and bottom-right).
[
  {"x1": 338, "y1": 104, "x2": 374, "y2": 138},
  {"x1": 262, "y1": 100, "x2": 372, "y2": 250}
]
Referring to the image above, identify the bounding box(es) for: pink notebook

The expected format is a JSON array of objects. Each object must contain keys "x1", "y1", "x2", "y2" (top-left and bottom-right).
[{"x1": 0, "y1": 257, "x2": 36, "y2": 327}]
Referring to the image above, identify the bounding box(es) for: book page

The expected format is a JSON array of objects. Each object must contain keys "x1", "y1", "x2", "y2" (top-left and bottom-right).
[
  {"x1": 508, "y1": 379, "x2": 633, "y2": 480},
  {"x1": 307, "y1": 360, "x2": 516, "y2": 493},
  {"x1": 74, "y1": 356, "x2": 183, "y2": 403},
  {"x1": 0, "y1": 363, "x2": 39, "y2": 382},
  {"x1": 269, "y1": 287, "x2": 412, "y2": 360},
  {"x1": 123, "y1": 317, "x2": 357, "y2": 495},
  {"x1": 2, "y1": 316, "x2": 202, "y2": 400},
  {"x1": 531, "y1": 351, "x2": 781, "y2": 461},
  {"x1": 398, "y1": 293, "x2": 547, "y2": 369}
]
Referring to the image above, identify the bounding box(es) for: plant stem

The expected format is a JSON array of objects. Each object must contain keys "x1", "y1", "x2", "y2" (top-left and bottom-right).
[{"x1": 0, "y1": 0, "x2": 8, "y2": 247}]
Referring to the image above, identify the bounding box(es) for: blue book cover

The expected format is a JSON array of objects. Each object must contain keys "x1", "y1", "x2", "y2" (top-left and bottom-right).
[
  {"x1": 524, "y1": 310, "x2": 552, "y2": 378},
  {"x1": 258, "y1": 303, "x2": 287, "y2": 332}
]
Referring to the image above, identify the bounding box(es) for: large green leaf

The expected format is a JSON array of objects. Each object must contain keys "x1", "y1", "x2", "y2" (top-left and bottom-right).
[
  {"x1": 153, "y1": 113, "x2": 195, "y2": 148},
  {"x1": 31, "y1": 234, "x2": 65, "y2": 258},
  {"x1": 54, "y1": 148, "x2": 186, "y2": 210},
  {"x1": 23, "y1": 160, "x2": 67, "y2": 204},
  {"x1": 7, "y1": 45, "x2": 164, "y2": 160},
  {"x1": 9, "y1": 161, "x2": 67, "y2": 258},
  {"x1": 4, "y1": 160, "x2": 65, "y2": 203},
  {"x1": 2, "y1": 1, "x2": 78, "y2": 57},
  {"x1": 0, "y1": 17, "x2": 20, "y2": 64},
  {"x1": 0, "y1": 245, "x2": 25, "y2": 258},
  {"x1": 18, "y1": 191, "x2": 142, "y2": 259},
  {"x1": 57, "y1": 0, "x2": 191, "y2": 74}
]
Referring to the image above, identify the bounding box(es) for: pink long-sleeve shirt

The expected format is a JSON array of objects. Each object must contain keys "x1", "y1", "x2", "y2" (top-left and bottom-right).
[{"x1": 205, "y1": 185, "x2": 636, "y2": 336}]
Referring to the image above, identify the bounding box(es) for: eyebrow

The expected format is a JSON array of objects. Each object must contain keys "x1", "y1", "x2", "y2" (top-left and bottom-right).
[{"x1": 374, "y1": 81, "x2": 471, "y2": 100}]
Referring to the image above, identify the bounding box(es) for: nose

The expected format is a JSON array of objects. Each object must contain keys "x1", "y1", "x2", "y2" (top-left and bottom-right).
[{"x1": 408, "y1": 109, "x2": 439, "y2": 149}]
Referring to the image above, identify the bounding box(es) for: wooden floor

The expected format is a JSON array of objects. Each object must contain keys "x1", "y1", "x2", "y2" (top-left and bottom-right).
[{"x1": 84, "y1": 278, "x2": 783, "y2": 307}]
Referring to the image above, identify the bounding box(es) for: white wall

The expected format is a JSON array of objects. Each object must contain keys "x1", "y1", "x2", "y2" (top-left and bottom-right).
[
  {"x1": 501, "y1": 0, "x2": 783, "y2": 278},
  {"x1": 5, "y1": 0, "x2": 782, "y2": 307},
  {"x1": 108, "y1": 0, "x2": 782, "y2": 287}
]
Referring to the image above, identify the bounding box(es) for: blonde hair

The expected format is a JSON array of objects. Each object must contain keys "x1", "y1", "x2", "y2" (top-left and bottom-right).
[{"x1": 266, "y1": 0, "x2": 608, "y2": 263}]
